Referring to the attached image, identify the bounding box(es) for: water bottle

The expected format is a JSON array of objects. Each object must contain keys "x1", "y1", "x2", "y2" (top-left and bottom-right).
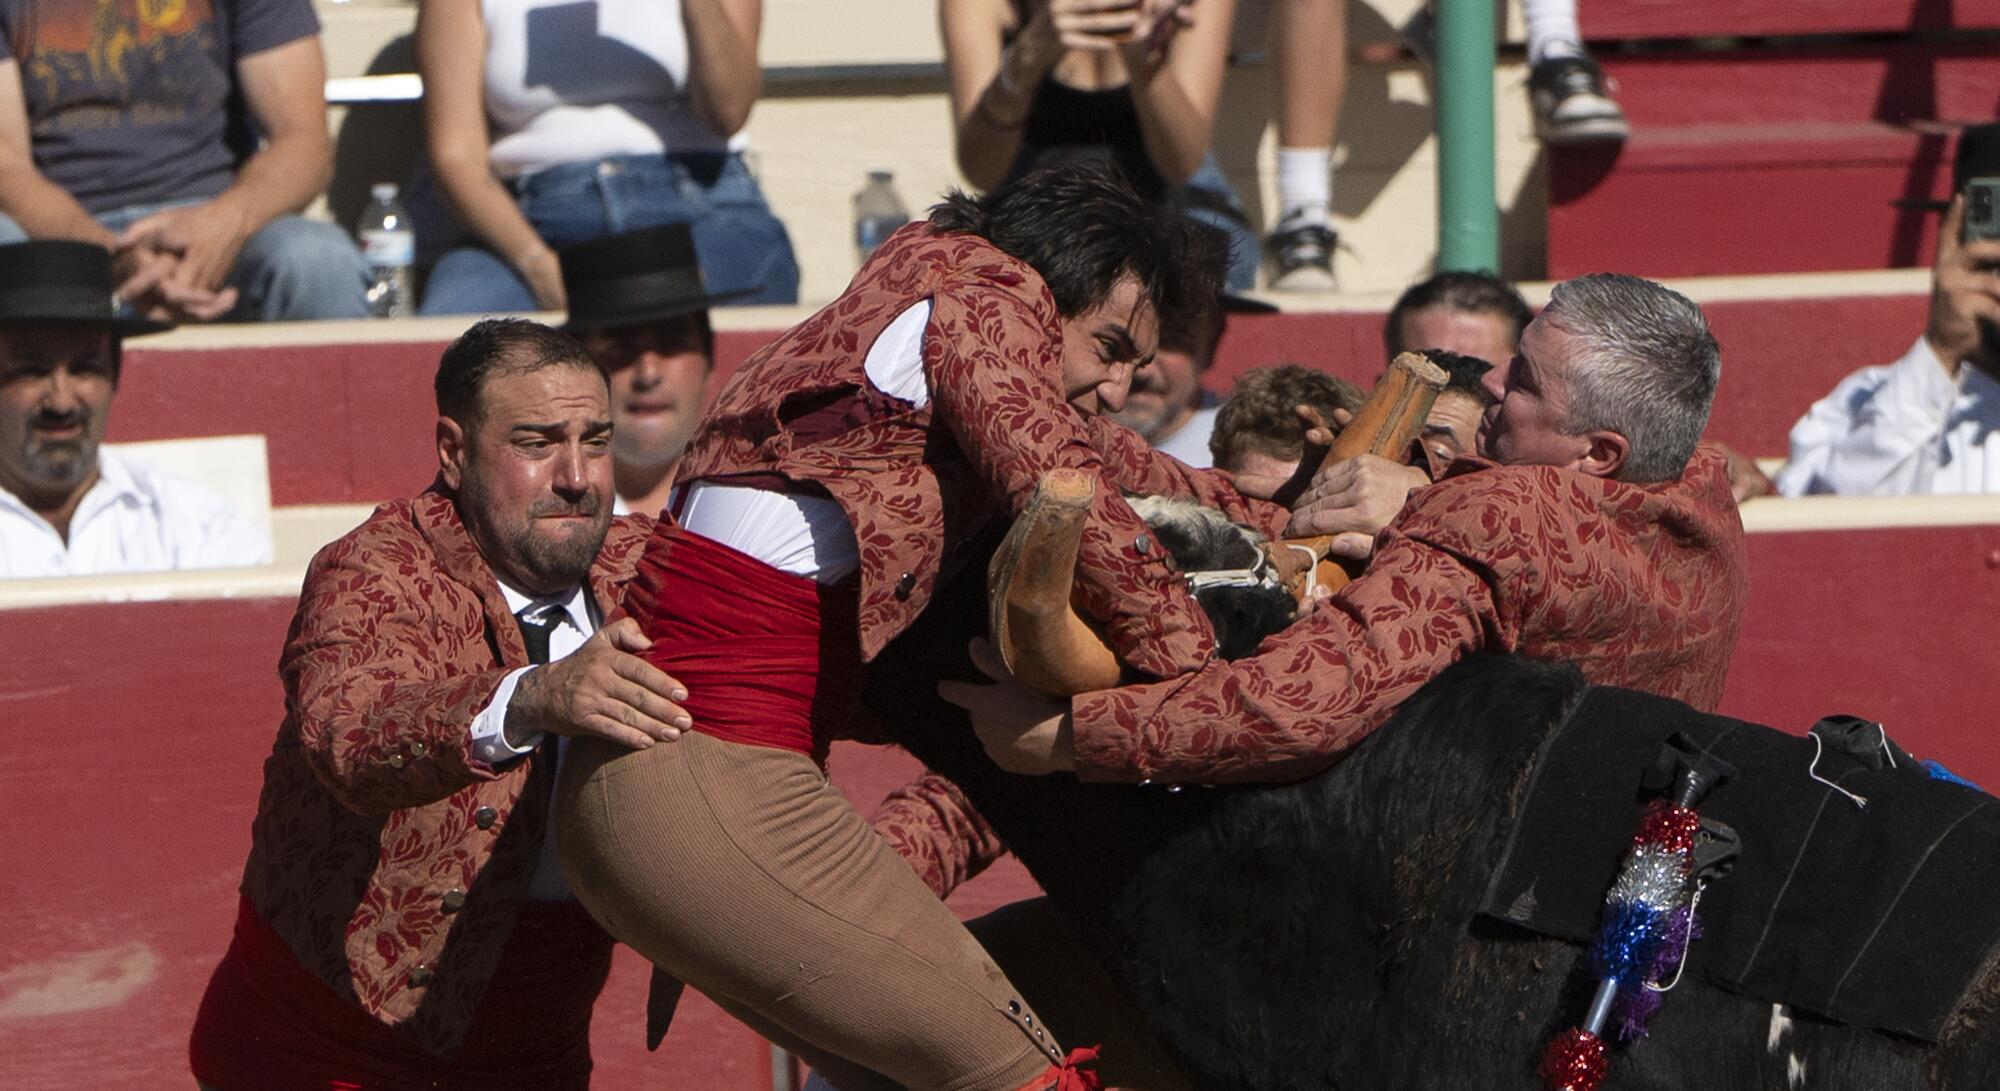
[
  {"x1": 854, "y1": 170, "x2": 910, "y2": 265},
  {"x1": 358, "y1": 182, "x2": 414, "y2": 318}
]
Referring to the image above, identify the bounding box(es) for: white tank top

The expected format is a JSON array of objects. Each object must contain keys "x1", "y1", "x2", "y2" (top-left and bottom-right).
[
  {"x1": 673, "y1": 301, "x2": 936, "y2": 583},
  {"x1": 480, "y1": 0, "x2": 731, "y2": 179}
]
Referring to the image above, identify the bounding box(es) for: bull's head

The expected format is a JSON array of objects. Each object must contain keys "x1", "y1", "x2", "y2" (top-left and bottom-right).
[{"x1": 990, "y1": 352, "x2": 1449, "y2": 698}]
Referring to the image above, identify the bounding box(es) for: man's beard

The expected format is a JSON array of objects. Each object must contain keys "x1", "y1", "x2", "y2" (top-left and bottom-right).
[
  {"x1": 460, "y1": 475, "x2": 610, "y2": 593},
  {"x1": 19, "y1": 409, "x2": 97, "y2": 492}
]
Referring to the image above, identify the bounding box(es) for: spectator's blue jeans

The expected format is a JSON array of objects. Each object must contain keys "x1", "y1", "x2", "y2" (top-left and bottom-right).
[
  {"x1": 419, "y1": 151, "x2": 800, "y2": 315},
  {"x1": 0, "y1": 203, "x2": 371, "y2": 322}
]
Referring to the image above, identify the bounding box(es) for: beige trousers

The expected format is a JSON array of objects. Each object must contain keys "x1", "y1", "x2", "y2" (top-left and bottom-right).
[{"x1": 557, "y1": 731, "x2": 1064, "y2": 1091}]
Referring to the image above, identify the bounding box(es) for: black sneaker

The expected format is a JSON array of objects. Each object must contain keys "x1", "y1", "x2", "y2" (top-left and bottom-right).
[
  {"x1": 1266, "y1": 220, "x2": 1337, "y2": 292},
  {"x1": 1529, "y1": 54, "x2": 1629, "y2": 146}
]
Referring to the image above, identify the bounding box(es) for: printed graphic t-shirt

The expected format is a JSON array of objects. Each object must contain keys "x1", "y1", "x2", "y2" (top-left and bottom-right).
[{"x1": 0, "y1": 0, "x2": 319, "y2": 213}]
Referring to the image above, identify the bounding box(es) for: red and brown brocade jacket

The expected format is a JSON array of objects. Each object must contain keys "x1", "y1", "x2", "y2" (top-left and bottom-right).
[
  {"x1": 671, "y1": 220, "x2": 1283, "y2": 676},
  {"x1": 237, "y1": 488, "x2": 651, "y2": 1057},
  {"x1": 1071, "y1": 445, "x2": 1750, "y2": 784},
  {"x1": 875, "y1": 447, "x2": 1749, "y2": 896}
]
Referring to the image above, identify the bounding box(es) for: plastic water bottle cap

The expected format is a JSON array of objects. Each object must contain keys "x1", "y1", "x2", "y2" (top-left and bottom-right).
[
  {"x1": 868, "y1": 169, "x2": 893, "y2": 183},
  {"x1": 371, "y1": 182, "x2": 399, "y2": 202}
]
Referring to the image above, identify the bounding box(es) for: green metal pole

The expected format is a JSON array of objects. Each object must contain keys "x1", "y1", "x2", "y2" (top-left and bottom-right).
[{"x1": 1434, "y1": 0, "x2": 1500, "y2": 272}]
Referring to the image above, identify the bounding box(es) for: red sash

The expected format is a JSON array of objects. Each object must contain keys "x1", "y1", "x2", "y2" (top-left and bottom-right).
[
  {"x1": 188, "y1": 896, "x2": 610, "y2": 1090},
  {"x1": 622, "y1": 524, "x2": 864, "y2": 765}
]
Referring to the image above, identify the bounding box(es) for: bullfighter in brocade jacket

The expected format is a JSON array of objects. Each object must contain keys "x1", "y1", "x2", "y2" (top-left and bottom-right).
[
  {"x1": 550, "y1": 164, "x2": 1282, "y2": 1091},
  {"x1": 953, "y1": 271, "x2": 1749, "y2": 786},
  {"x1": 190, "y1": 320, "x2": 690, "y2": 1089}
]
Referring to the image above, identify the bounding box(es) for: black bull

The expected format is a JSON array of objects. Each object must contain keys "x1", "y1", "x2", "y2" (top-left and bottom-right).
[{"x1": 863, "y1": 557, "x2": 2000, "y2": 1090}]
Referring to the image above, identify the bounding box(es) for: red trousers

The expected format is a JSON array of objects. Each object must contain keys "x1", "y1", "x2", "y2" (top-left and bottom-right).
[{"x1": 189, "y1": 896, "x2": 610, "y2": 1090}]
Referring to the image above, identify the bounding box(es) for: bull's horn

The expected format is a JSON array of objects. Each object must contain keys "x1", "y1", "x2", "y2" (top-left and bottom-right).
[
  {"x1": 990, "y1": 352, "x2": 1452, "y2": 696},
  {"x1": 987, "y1": 468, "x2": 1125, "y2": 698}
]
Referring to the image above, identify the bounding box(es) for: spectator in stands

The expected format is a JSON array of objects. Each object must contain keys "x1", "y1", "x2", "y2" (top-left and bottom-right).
[
  {"x1": 0, "y1": 0, "x2": 368, "y2": 322},
  {"x1": 188, "y1": 317, "x2": 692, "y2": 1087},
  {"x1": 1208, "y1": 362, "x2": 1363, "y2": 479},
  {"x1": 1523, "y1": 0, "x2": 1627, "y2": 145},
  {"x1": 559, "y1": 224, "x2": 743, "y2": 516},
  {"x1": 941, "y1": 0, "x2": 1259, "y2": 290},
  {"x1": 0, "y1": 242, "x2": 268, "y2": 578},
  {"x1": 1777, "y1": 125, "x2": 2000, "y2": 497},
  {"x1": 1110, "y1": 286, "x2": 1272, "y2": 467},
  {"x1": 417, "y1": 0, "x2": 797, "y2": 315},
  {"x1": 1384, "y1": 269, "x2": 1532, "y2": 369},
  {"x1": 1262, "y1": 0, "x2": 1345, "y2": 291}
]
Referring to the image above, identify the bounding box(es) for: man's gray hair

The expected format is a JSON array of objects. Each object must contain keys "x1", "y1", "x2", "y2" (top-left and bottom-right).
[{"x1": 1543, "y1": 273, "x2": 1720, "y2": 482}]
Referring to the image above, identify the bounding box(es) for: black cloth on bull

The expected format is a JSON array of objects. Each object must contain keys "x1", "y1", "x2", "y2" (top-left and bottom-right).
[{"x1": 1481, "y1": 687, "x2": 2000, "y2": 1042}]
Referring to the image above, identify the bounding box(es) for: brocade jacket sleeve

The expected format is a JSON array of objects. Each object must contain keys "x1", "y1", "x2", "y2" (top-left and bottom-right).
[
  {"x1": 1082, "y1": 414, "x2": 1290, "y2": 539},
  {"x1": 871, "y1": 771, "x2": 1010, "y2": 900},
  {"x1": 284, "y1": 528, "x2": 508, "y2": 815},
  {"x1": 1067, "y1": 499, "x2": 1498, "y2": 785}
]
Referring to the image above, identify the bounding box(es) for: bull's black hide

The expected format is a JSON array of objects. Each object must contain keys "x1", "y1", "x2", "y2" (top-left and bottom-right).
[{"x1": 868, "y1": 560, "x2": 2000, "y2": 1090}]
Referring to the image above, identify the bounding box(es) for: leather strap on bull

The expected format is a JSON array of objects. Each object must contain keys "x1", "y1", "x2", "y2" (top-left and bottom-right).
[{"x1": 990, "y1": 351, "x2": 1450, "y2": 697}]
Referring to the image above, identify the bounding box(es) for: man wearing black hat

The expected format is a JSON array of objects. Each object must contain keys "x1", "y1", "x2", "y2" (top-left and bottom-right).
[
  {"x1": 0, "y1": 240, "x2": 267, "y2": 577},
  {"x1": 558, "y1": 223, "x2": 749, "y2": 517},
  {"x1": 1778, "y1": 123, "x2": 2000, "y2": 496}
]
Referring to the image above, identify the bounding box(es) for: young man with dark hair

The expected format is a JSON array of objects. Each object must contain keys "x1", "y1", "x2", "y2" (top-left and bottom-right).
[
  {"x1": 189, "y1": 317, "x2": 692, "y2": 1088},
  {"x1": 550, "y1": 163, "x2": 1275, "y2": 1091}
]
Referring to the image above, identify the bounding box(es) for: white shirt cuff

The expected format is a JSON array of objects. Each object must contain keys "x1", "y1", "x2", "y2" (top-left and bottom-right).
[{"x1": 470, "y1": 666, "x2": 542, "y2": 767}]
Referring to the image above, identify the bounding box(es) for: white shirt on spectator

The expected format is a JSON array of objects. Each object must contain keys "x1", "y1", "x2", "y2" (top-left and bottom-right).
[
  {"x1": 468, "y1": 581, "x2": 595, "y2": 901},
  {"x1": 0, "y1": 447, "x2": 270, "y2": 578},
  {"x1": 1775, "y1": 337, "x2": 2000, "y2": 497},
  {"x1": 1153, "y1": 406, "x2": 1218, "y2": 469},
  {"x1": 482, "y1": 0, "x2": 729, "y2": 179}
]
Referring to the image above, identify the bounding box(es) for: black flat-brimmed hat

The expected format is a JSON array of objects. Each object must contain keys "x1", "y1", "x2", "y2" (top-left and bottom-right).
[
  {"x1": 559, "y1": 223, "x2": 755, "y2": 332},
  {"x1": 0, "y1": 240, "x2": 172, "y2": 336}
]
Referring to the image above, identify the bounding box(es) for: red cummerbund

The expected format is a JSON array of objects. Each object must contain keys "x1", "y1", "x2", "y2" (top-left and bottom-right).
[{"x1": 622, "y1": 523, "x2": 863, "y2": 765}]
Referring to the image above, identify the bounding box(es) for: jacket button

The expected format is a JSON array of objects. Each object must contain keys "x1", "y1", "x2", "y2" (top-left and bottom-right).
[
  {"x1": 894, "y1": 571, "x2": 916, "y2": 600},
  {"x1": 410, "y1": 965, "x2": 433, "y2": 987},
  {"x1": 474, "y1": 806, "x2": 498, "y2": 830},
  {"x1": 441, "y1": 889, "x2": 467, "y2": 913},
  {"x1": 387, "y1": 752, "x2": 406, "y2": 769}
]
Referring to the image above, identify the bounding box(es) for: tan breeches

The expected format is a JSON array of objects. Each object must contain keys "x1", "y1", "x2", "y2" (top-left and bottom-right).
[{"x1": 557, "y1": 732, "x2": 1064, "y2": 1091}]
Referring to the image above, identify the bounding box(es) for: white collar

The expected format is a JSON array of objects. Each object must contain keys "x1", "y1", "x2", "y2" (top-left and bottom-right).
[{"x1": 496, "y1": 579, "x2": 590, "y2": 632}]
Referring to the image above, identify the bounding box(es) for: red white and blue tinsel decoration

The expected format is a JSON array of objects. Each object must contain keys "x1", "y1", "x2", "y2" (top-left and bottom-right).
[{"x1": 1538, "y1": 797, "x2": 1706, "y2": 1091}]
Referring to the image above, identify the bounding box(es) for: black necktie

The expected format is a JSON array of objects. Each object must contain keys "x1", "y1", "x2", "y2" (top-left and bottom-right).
[{"x1": 517, "y1": 607, "x2": 562, "y2": 665}]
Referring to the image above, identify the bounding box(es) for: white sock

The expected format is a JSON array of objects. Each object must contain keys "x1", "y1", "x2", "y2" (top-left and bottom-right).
[
  {"x1": 1276, "y1": 147, "x2": 1333, "y2": 227},
  {"x1": 1523, "y1": 0, "x2": 1583, "y2": 66}
]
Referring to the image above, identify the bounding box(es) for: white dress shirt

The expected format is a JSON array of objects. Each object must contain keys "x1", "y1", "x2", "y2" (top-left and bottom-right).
[
  {"x1": 1777, "y1": 337, "x2": 2000, "y2": 497},
  {"x1": 0, "y1": 447, "x2": 270, "y2": 578},
  {"x1": 1152, "y1": 405, "x2": 1219, "y2": 469},
  {"x1": 469, "y1": 580, "x2": 596, "y2": 901}
]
